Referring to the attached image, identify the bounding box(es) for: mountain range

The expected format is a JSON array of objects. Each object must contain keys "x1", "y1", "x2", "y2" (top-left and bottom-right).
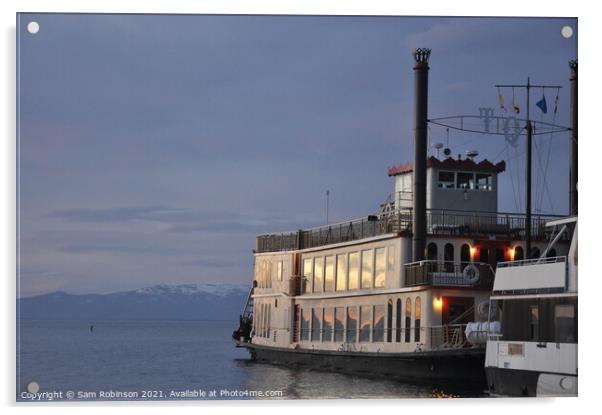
[{"x1": 17, "y1": 284, "x2": 250, "y2": 321}]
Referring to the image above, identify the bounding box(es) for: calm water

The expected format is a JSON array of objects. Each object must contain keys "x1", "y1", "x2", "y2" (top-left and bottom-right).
[{"x1": 17, "y1": 320, "x2": 487, "y2": 401}]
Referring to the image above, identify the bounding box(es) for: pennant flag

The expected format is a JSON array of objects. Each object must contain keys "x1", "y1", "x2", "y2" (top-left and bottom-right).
[
  {"x1": 513, "y1": 104, "x2": 520, "y2": 114},
  {"x1": 498, "y1": 93, "x2": 506, "y2": 111},
  {"x1": 536, "y1": 95, "x2": 548, "y2": 114},
  {"x1": 554, "y1": 94, "x2": 560, "y2": 115}
]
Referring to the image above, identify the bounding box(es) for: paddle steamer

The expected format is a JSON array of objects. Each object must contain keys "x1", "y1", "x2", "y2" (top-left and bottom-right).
[{"x1": 232, "y1": 49, "x2": 570, "y2": 383}]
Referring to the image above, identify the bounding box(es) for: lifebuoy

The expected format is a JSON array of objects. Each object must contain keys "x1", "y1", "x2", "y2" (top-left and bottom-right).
[{"x1": 462, "y1": 264, "x2": 480, "y2": 284}]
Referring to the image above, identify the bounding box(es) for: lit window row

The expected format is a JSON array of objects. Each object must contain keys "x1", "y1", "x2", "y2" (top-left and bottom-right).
[
  {"x1": 302, "y1": 247, "x2": 388, "y2": 294},
  {"x1": 255, "y1": 259, "x2": 272, "y2": 288},
  {"x1": 437, "y1": 171, "x2": 493, "y2": 191},
  {"x1": 254, "y1": 302, "x2": 271, "y2": 338},
  {"x1": 299, "y1": 297, "x2": 422, "y2": 344}
]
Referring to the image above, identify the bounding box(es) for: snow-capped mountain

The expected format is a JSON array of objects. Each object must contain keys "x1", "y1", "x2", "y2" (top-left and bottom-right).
[{"x1": 17, "y1": 283, "x2": 250, "y2": 321}]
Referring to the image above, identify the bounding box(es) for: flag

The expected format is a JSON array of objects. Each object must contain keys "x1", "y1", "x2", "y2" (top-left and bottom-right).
[
  {"x1": 536, "y1": 95, "x2": 548, "y2": 114},
  {"x1": 498, "y1": 93, "x2": 506, "y2": 112},
  {"x1": 554, "y1": 95, "x2": 560, "y2": 115}
]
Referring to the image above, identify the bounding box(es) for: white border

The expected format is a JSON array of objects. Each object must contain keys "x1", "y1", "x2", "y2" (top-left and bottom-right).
[{"x1": 2, "y1": 1, "x2": 598, "y2": 414}]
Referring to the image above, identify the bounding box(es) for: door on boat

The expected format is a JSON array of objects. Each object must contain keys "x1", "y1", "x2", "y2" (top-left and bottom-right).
[{"x1": 442, "y1": 296, "x2": 474, "y2": 325}]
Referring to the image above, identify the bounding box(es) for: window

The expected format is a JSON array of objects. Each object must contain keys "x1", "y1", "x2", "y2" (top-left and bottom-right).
[
  {"x1": 311, "y1": 307, "x2": 322, "y2": 341},
  {"x1": 300, "y1": 308, "x2": 310, "y2": 341},
  {"x1": 555, "y1": 305, "x2": 576, "y2": 342},
  {"x1": 438, "y1": 171, "x2": 455, "y2": 189},
  {"x1": 444, "y1": 243, "x2": 454, "y2": 272},
  {"x1": 313, "y1": 257, "x2": 324, "y2": 293},
  {"x1": 303, "y1": 257, "x2": 313, "y2": 293},
  {"x1": 373, "y1": 305, "x2": 385, "y2": 342},
  {"x1": 386, "y1": 299, "x2": 393, "y2": 343},
  {"x1": 346, "y1": 307, "x2": 357, "y2": 343},
  {"x1": 387, "y1": 245, "x2": 395, "y2": 272},
  {"x1": 348, "y1": 252, "x2": 360, "y2": 290},
  {"x1": 427, "y1": 242, "x2": 438, "y2": 261},
  {"x1": 375, "y1": 248, "x2": 386, "y2": 288},
  {"x1": 415, "y1": 297, "x2": 421, "y2": 342},
  {"x1": 479, "y1": 248, "x2": 490, "y2": 264},
  {"x1": 266, "y1": 304, "x2": 272, "y2": 339},
  {"x1": 476, "y1": 173, "x2": 492, "y2": 191},
  {"x1": 405, "y1": 298, "x2": 412, "y2": 343},
  {"x1": 461, "y1": 243, "x2": 471, "y2": 263},
  {"x1": 457, "y1": 172, "x2": 475, "y2": 189},
  {"x1": 334, "y1": 307, "x2": 345, "y2": 342},
  {"x1": 529, "y1": 305, "x2": 539, "y2": 341},
  {"x1": 359, "y1": 306, "x2": 371, "y2": 342},
  {"x1": 277, "y1": 260, "x2": 283, "y2": 281},
  {"x1": 336, "y1": 254, "x2": 347, "y2": 291},
  {"x1": 361, "y1": 250, "x2": 373, "y2": 289},
  {"x1": 396, "y1": 299, "x2": 402, "y2": 342},
  {"x1": 324, "y1": 256, "x2": 335, "y2": 292},
  {"x1": 529, "y1": 247, "x2": 541, "y2": 260},
  {"x1": 514, "y1": 246, "x2": 524, "y2": 261},
  {"x1": 323, "y1": 308, "x2": 333, "y2": 342},
  {"x1": 444, "y1": 243, "x2": 454, "y2": 262}
]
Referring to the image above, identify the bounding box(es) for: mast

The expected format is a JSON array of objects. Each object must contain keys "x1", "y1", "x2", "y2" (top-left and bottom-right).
[
  {"x1": 412, "y1": 48, "x2": 430, "y2": 262},
  {"x1": 569, "y1": 60, "x2": 578, "y2": 215}
]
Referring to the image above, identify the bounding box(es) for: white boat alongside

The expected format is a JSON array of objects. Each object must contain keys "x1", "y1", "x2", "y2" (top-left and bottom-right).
[{"x1": 485, "y1": 216, "x2": 578, "y2": 396}]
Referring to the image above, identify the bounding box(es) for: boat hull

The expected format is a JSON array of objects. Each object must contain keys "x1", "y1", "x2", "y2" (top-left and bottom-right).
[
  {"x1": 485, "y1": 367, "x2": 577, "y2": 397},
  {"x1": 239, "y1": 341, "x2": 486, "y2": 384}
]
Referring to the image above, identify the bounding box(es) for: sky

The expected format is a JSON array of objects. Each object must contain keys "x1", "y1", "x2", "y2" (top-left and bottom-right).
[{"x1": 17, "y1": 14, "x2": 577, "y2": 297}]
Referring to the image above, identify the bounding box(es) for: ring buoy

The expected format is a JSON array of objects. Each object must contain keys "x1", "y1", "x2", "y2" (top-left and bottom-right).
[{"x1": 462, "y1": 264, "x2": 480, "y2": 284}]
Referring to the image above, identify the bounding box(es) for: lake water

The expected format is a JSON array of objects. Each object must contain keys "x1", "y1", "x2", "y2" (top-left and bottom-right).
[{"x1": 17, "y1": 320, "x2": 488, "y2": 401}]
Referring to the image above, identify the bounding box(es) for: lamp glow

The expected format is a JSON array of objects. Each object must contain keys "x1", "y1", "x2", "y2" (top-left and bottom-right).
[{"x1": 433, "y1": 296, "x2": 443, "y2": 311}]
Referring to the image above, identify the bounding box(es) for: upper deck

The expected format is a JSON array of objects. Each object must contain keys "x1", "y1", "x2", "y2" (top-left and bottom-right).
[{"x1": 255, "y1": 208, "x2": 564, "y2": 253}]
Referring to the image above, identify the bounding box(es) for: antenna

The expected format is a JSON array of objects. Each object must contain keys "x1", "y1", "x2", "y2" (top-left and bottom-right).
[
  {"x1": 466, "y1": 150, "x2": 479, "y2": 160},
  {"x1": 431, "y1": 142, "x2": 444, "y2": 158}
]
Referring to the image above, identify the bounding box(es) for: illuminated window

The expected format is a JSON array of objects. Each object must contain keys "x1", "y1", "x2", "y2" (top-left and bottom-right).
[
  {"x1": 374, "y1": 248, "x2": 386, "y2": 288},
  {"x1": 336, "y1": 254, "x2": 347, "y2": 291},
  {"x1": 348, "y1": 252, "x2": 360, "y2": 290},
  {"x1": 359, "y1": 306, "x2": 371, "y2": 342},
  {"x1": 277, "y1": 260, "x2": 283, "y2": 281},
  {"x1": 361, "y1": 250, "x2": 373, "y2": 289},
  {"x1": 323, "y1": 308, "x2": 333, "y2": 342},
  {"x1": 324, "y1": 256, "x2": 335, "y2": 292},
  {"x1": 334, "y1": 307, "x2": 345, "y2": 342},
  {"x1": 303, "y1": 257, "x2": 313, "y2": 293},
  {"x1": 438, "y1": 171, "x2": 455, "y2": 189},
  {"x1": 313, "y1": 257, "x2": 324, "y2": 293},
  {"x1": 346, "y1": 307, "x2": 357, "y2": 343},
  {"x1": 373, "y1": 305, "x2": 385, "y2": 342}
]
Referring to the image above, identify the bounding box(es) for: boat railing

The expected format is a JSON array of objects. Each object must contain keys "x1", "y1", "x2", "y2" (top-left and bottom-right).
[
  {"x1": 296, "y1": 324, "x2": 484, "y2": 351},
  {"x1": 404, "y1": 261, "x2": 495, "y2": 289},
  {"x1": 497, "y1": 255, "x2": 567, "y2": 268},
  {"x1": 255, "y1": 209, "x2": 564, "y2": 253}
]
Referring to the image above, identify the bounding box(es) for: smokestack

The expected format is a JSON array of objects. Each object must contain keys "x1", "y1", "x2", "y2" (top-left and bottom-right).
[
  {"x1": 412, "y1": 48, "x2": 430, "y2": 262},
  {"x1": 569, "y1": 60, "x2": 578, "y2": 215}
]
